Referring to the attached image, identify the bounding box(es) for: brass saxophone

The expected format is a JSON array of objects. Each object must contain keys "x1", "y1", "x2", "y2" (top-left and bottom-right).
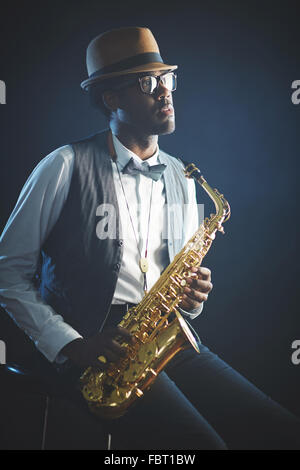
[{"x1": 79, "y1": 162, "x2": 231, "y2": 419}]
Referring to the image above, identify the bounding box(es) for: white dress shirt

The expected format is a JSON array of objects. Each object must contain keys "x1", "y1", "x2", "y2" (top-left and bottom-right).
[
  {"x1": 111, "y1": 133, "x2": 169, "y2": 303},
  {"x1": 0, "y1": 133, "x2": 202, "y2": 363}
]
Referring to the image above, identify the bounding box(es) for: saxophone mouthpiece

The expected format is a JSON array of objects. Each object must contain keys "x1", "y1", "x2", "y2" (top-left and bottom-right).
[{"x1": 182, "y1": 161, "x2": 206, "y2": 185}]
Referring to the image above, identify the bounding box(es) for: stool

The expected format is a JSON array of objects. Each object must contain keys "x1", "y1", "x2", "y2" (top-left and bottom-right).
[
  {"x1": 0, "y1": 363, "x2": 51, "y2": 450},
  {"x1": 0, "y1": 362, "x2": 113, "y2": 450}
]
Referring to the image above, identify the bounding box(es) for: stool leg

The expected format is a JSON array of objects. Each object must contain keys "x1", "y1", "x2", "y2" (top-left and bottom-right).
[
  {"x1": 41, "y1": 395, "x2": 50, "y2": 450},
  {"x1": 107, "y1": 433, "x2": 112, "y2": 450}
]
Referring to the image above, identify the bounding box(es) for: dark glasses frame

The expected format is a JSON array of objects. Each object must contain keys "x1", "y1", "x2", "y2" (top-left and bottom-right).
[
  {"x1": 111, "y1": 71, "x2": 177, "y2": 95},
  {"x1": 138, "y1": 72, "x2": 177, "y2": 95}
]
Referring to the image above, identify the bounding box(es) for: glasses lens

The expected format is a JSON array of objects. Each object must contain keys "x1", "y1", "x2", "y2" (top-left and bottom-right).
[
  {"x1": 161, "y1": 73, "x2": 177, "y2": 92},
  {"x1": 139, "y1": 73, "x2": 177, "y2": 94},
  {"x1": 140, "y1": 76, "x2": 157, "y2": 94}
]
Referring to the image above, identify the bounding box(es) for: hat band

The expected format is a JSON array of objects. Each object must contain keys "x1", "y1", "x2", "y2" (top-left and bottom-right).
[{"x1": 89, "y1": 52, "x2": 164, "y2": 79}]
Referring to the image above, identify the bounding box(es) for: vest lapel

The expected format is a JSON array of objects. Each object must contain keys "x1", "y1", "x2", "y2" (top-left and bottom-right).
[
  {"x1": 159, "y1": 151, "x2": 185, "y2": 262},
  {"x1": 92, "y1": 130, "x2": 123, "y2": 245}
]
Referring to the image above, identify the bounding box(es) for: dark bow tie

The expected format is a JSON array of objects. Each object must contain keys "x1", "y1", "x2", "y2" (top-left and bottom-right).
[{"x1": 122, "y1": 157, "x2": 167, "y2": 181}]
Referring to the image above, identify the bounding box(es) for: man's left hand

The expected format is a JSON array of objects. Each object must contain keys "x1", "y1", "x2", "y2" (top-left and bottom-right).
[{"x1": 179, "y1": 266, "x2": 213, "y2": 312}]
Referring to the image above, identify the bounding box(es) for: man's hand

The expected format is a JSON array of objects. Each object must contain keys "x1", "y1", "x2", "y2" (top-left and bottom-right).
[
  {"x1": 60, "y1": 326, "x2": 134, "y2": 369},
  {"x1": 61, "y1": 268, "x2": 212, "y2": 367},
  {"x1": 179, "y1": 266, "x2": 213, "y2": 312}
]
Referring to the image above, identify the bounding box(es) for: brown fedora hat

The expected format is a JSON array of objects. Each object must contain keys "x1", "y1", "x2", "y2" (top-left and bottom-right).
[{"x1": 80, "y1": 27, "x2": 177, "y2": 90}]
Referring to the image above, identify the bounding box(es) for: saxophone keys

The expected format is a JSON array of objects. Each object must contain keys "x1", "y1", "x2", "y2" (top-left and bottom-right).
[
  {"x1": 217, "y1": 223, "x2": 225, "y2": 234},
  {"x1": 185, "y1": 270, "x2": 197, "y2": 279},
  {"x1": 98, "y1": 355, "x2": 107, "y2": 364},
  {"x1": 160, "y1": 302, "x2": 170, "y2": 312},
  {"x1": 170, "y1": 276, "x2": 181, "y2": 287},
  {"x1": 169, "y1": 285, "x2": 177, "y2": 294},
  {"x1": 141, "y1": 331, "x2": 149, "y2": 342},
  {"x1": 135, "y1": 388, "x2": 144, "y2": 398},
  {"x1": 157, "y1": 291, "x2": 168, "y2": 302}
]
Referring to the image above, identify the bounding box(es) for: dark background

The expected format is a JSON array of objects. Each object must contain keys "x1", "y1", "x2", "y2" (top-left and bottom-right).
[{"x1": 0, "y1": 0, "x2": 299, "y2": 448}]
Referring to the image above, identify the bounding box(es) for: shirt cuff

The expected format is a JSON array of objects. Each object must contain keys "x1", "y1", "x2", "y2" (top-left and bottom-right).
[
  {"x1": 178, "y1": 302, "x2": 204, "y2": 320},
  {"x1": 34, "y1": 319, "x2": 83, "y2": 363}
]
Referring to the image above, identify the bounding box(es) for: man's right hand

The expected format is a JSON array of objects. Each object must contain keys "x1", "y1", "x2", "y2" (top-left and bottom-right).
[{"x1": 60, "y1": 326, "x2": 134, "y2": 369}]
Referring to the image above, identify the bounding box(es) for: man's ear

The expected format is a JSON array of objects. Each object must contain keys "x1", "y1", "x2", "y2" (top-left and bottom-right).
[{"x1": 102, "y1": 90, "x2": 119, "y2": 113}]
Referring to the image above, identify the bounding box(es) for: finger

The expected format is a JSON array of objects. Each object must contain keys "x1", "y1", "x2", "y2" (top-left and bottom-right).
[
  {"x1": 108, "y1": 339, "x2": 128, "y2": 357},
  {"x1": 88, "y1": 344, "x2": 110, "y2": 368},
  {"x1": 102, "y1": 326, "x2": 133, "y2": 345},
  {"x1": 102, "y1": 346, "x2": 120, "y2": 363},
  {"x1": 187, "y1": 279, "x2": 213, "y2": 293},
  {"x1": 180, "y1": 294, "x2": 201, "y2": 310},
  {"x1": 185, "y1": 267, "x2": 211, "y2": 281},
  {"x1": 115, "y1": 326, "x2": 134, "y2": 342},
  {"x1": 117, "y1": 326, "x2": 134, "y2": 338},
  {"x1": 90, "y1": 348, "x2": 120, "y2": 368},
  {"x1": 183, "y1": 287, "x2": 208, "y2": 303},
  {"x1": 197, "y1": 267, "x2": 211, "y2": 281},
  {"x1": 93, "y1": 335, "x2": 126, "y2": 359},
  {"x1": 89, "y1": 357, "x2": 109, "y2": 370}
]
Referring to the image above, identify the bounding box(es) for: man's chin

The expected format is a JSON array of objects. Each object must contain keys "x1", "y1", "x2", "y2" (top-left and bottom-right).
[{"x1": 155, "y1": 119, "x2": 176, "y2": 136}]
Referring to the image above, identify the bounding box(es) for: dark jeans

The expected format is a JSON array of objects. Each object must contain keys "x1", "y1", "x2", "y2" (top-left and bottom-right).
[
  {"x1": 41, "y1": 309, "x2": 300, "y2": 450},
  {"x1": 64, "y1": 308, "x2": 300, "y2": 451},
  {"x1": 102, "y1": 344, "x2": 300, "y2": 450}
]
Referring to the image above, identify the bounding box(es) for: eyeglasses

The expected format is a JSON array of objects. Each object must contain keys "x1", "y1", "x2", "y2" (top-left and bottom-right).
[
  {"x1": 112, "y1": 72, "x2": 177, "y2": 95},
  {"x1": 138, "y1": 72, "x2": 177, "y2": 95}
]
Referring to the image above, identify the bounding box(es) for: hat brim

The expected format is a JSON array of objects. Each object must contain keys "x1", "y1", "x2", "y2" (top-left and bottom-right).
[{"x1": 80, "y1": 62, "x2": 177, "y2": 90}]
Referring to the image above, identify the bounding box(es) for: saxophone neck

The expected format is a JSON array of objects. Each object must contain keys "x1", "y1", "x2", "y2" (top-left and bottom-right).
[{"x1": 183, "y1": 162, "x2": 231, "y2": 232}]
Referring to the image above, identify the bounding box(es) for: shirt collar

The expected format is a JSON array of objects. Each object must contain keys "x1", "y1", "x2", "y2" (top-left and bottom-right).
[{"x1": 111, "y1": 132, "x2": 160, "y2": 171}]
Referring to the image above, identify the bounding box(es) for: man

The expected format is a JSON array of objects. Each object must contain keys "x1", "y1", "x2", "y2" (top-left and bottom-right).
[{"x1": 0, "y1": 27, "x2": 300, "y2": 450}]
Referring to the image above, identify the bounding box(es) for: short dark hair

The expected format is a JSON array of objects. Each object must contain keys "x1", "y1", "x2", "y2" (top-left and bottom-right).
[
  {"x1": 87, "y1": 75, "x2": 138, "y2": 120},
  {"x1": 87, "y1": 80, "x2": 113, "y2": 119}
]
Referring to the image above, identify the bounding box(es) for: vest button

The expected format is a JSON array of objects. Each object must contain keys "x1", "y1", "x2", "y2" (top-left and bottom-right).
[
  {"x1": 114, "y1": 263, "x2": 121, "y2": 271},
  {"x1": 116, "y1": 240, "x2": 123, "y2": 247}
]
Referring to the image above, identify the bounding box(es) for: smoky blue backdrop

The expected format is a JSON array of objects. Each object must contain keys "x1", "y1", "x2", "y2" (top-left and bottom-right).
[{"x1": 0, "y1": 0, "x2": 299, "y2": 443}]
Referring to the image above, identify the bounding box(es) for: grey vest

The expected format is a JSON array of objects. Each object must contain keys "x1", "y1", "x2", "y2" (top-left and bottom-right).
[{"x1": 39, "y1": 129, "x2": 192, "y2": 338}]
